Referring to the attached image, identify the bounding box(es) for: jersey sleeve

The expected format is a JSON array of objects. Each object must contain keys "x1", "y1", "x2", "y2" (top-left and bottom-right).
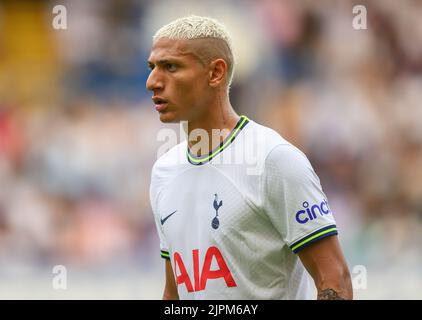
[
  {"x1": 262, "y1": 144, "x2": 338, "y2": 254},
  {"x1": 150, "y1": 167, "x2": 171, "y2": 260}
]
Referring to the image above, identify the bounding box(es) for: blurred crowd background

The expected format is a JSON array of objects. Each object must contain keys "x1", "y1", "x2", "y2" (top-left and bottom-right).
[{"x1": 0, "y1": 0, "x2": 421, "y2": 299}]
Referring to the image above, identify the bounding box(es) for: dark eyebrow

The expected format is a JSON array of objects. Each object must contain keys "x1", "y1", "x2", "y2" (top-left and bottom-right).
[{"x1": 148, "y1": 59, "x2": 180, "y2": 67}]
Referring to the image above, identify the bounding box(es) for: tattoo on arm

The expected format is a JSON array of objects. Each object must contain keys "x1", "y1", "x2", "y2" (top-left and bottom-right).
[{"x1": 317, "y1": 288, "x2": 345, "y2": 300}]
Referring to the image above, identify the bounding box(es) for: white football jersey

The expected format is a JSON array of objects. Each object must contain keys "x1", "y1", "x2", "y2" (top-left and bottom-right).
[{"x1": 150, "y1": 115, "x2": 338, "y2": 300}]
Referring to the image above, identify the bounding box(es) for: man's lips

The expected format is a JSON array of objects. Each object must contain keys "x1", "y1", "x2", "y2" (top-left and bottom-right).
[
  {"x1": 152, "y1": 96, "x2": 168, "y2": 112},
  {"x1": 155, "y1": 103, "x2": 168, "y2": 112}
]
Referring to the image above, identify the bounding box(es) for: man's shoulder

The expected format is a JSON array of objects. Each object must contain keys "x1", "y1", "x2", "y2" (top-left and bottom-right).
[
  {"x1": 151, "y1": 140, "x2": 187, "y2": 176},
  {"x1": 245, "y1": 119, "x2": 295, "y2": 158},
  {"x1": 245, "y1": 119, "x2": 311, "y2": 171}
]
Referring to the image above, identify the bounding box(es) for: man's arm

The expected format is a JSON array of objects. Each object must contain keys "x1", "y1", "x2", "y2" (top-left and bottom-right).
[
  {"x1": 298, "y1": 235, "x2": 353, "y2": 300},
  {"x1": 163, "y1": 259, "x2": 179, "y2": 300}
]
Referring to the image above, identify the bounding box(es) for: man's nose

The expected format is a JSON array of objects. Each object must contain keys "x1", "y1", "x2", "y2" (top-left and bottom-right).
[{"x1": 146, "y1": 69, "x2": 164, "y2": 91}]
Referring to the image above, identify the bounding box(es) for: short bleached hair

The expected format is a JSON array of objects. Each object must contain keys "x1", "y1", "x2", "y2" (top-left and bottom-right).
[{"x1": 153, "y1": 15, "x2": 235, "y2": 88}]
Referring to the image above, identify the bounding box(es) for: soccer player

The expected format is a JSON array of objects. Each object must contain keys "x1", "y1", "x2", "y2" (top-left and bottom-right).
[{"x1": 147, "y1": 16, "x2": 352, "y2": 300}]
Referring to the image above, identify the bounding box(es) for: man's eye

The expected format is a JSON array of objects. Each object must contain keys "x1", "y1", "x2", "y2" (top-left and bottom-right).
[{"x1": 166, "y1": 63, "x2": 177, "y2": 72}]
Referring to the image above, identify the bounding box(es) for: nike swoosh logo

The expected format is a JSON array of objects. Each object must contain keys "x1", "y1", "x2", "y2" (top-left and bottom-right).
[{"x1": 160, "y1": 210, "x2": 177, "y2": 225}]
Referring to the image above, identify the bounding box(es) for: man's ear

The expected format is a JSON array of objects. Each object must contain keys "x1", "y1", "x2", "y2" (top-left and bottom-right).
[{"x1": 208, "y1": 59, "x2": 227, "y2": 87}]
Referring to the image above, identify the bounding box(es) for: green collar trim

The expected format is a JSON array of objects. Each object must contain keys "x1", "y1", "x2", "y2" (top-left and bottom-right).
[{"x1": 187, "y1": 115, "x2": 250, "y2": 165}]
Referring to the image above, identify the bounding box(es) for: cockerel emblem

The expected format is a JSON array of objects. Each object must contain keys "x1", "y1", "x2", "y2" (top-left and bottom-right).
[{"x1": 212, "y1": 193, "x2": 223, "y2": 229}]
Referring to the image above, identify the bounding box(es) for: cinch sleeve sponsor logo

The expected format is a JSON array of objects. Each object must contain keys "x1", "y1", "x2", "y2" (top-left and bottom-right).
[{"x1": 295, "y1": 199, "x2": 332, "y2": 224}]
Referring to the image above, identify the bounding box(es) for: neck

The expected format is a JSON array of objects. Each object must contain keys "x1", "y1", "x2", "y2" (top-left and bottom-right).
[{"x1": 184, "y1": 95, "x2": 240, "y2": 156}]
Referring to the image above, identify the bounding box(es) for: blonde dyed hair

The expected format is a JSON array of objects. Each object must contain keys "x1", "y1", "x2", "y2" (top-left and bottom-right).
[{"x1": 153, "y1": 15, "x2": 235, "y2": 88}]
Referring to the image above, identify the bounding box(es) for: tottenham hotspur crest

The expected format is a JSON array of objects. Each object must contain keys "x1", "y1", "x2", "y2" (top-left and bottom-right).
[{"x1": 212, "y1": 194, "x2": 223, "y2": 229}]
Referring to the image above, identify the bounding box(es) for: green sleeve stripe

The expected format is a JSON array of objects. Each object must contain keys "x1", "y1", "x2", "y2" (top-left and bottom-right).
[
  {"x1": 291, "y1": 227, "x2": 338, "y2": 253},
  {"x1": 160, "y1": 251, "x2": 170, "y2": 259}
]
